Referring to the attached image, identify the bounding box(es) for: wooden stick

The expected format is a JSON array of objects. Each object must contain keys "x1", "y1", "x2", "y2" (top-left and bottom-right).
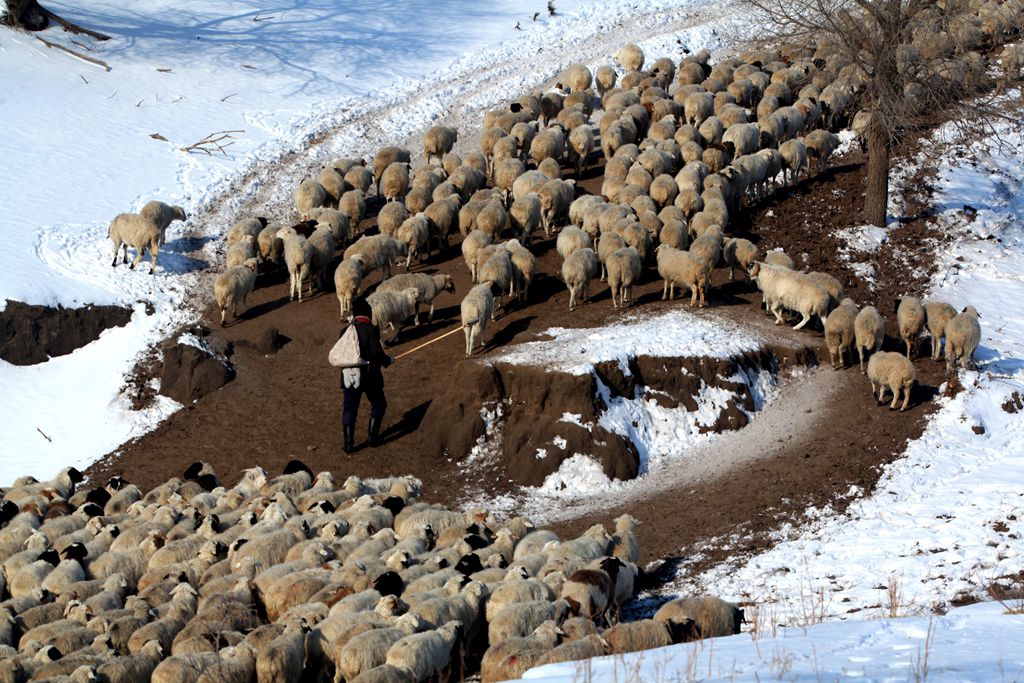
[
  {"x1": 393, "y1": 325, "x2": 464, "y2": 360},
  {"x1": 36, "y1": 427, "x2": 52, "y2": 443},
  {"x1": 35, "y1": 34, "x2": 110, "y2": 70}
]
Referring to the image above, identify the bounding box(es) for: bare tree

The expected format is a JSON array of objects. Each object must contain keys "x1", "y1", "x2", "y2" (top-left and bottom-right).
[
  {"x1": 3, "y1": 0, "x2": 110, "y2": 40},
  {"x1": 734, "y1": 0, "x2": 1017, "y2": 226}
]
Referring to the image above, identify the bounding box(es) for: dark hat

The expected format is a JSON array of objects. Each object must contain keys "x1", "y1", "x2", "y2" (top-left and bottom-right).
[{"x1": 352, "y1": 297, "x2": 372, "y2": 318}]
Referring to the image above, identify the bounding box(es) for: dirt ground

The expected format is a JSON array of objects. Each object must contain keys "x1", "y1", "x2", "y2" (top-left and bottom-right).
[{"x1": 86, "y1": 134, "x2": 953, "y2": 573}]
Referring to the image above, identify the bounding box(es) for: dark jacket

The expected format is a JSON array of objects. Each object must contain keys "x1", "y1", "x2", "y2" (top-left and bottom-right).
[{"x1": 340, "y1": 316, "x2": 391, "y2": 388}]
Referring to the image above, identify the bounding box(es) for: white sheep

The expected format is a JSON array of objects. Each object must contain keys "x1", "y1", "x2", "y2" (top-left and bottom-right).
[
  {"x1": 779, "y1": 138, "x2": 808, "y2": 186},
  {"x1": 295, "y1": 178, "x2": 329, "y2": 219},
  {"x1": 534, "y1": 633, "x2": 609, "y2": 666},
  {"x1": 478, "y1": 250, "x2": 515, "y2": 315},
  {"x1": 396, "y1": 214, "x2": 431, "y2": 270},
  {"x1": 385, "y1": 620, "x2": 462, "y2": 682},
  {"x1": 615, "y1": 43, "x2": 645, "y2": 71},
  {"x1": 867, "y1": 351, "x2": 917, "y2": 411},
  {"x1": 510, "y1": 194, "x2": 542, "y2": 246},
  {"x1": 335, "y1": 613, "x2": 423, "y2": 683},
  {"x1": 603, "y1": 618, "x2": 697, "y2": 654},
  {"x1": 595, "y1": 66, "x2": 617, "y2": 98},
  {"x1": 380, "y1": 162, "x2": 411, "y2": 203},
  {"x1": 764, "y1": 249, "x2": 794, "y2": 270},
  {"x1": 723, "y1": 237, "x2": 758, "y2": 283},
  {"x1": 897, "y1": 296, "x2": 926, "y2": 358},
  {"x1": 722, "y1": 123, "x2": 760, "y2": 157},
  {"x1": 556, "y1": 225, "x2": 592, "y2": 259},
  {"x1": 605, "y1": 247, "x2": 642, "y2": 308},
  {"x1": 945, "y1": 305, "x2": 982, "y2": 373},
  {"x1": 925, "y1": 301, "x2": 958, "y2": 360},
  {"x1": 214, "y1": 258, "x2": 259, "y2": 326},
  {"x1": 377, "y1": 272, "x2": 455, "y2": 325},
  {"x1": 803, "y1": 129, "x2": 841, "y2": 174},
  {"x1": 226, "y1": 217, "x2": 268, "y2": 246},
  {"x1": 653, "y1": 596, "x2": 744, "y2": 638},
  {"x1": 140, "y1": 200, "x2": 187, "y2": 246},
  {"x1": 806, "y1": 271, "x2": 844, "y2": 309},
  {"x1": 424, "y1": 126, "x2": 458, "y2": 166},
  {"x1": 256, "y1": 621, "x2": 307, "y2": 683},
  {"x1": 504, "y1": 239, "x2": 536, "y2": 305},
  {"x1": 487, "y1": 600, "x2": 569, "y2": 644},
  {"x1": 340, "y1": 189, "x2": 367, "y2": 230},
  {"x1": 824, "y1": 298, "x2": 859, "y2": 369},
  {"x1": 377, "y1": 202, "x2": 410, "y2": 239},
  {"x1": 319, "y1": 167, "x2": 346, "y2": 206},
  {"x1": 561, "y1": 247, "x2": 599, "y2": 311},
  {"x1": 480, "y1": 620, "x2": 562, "y2": 683},
  {"x1": 423, "y1": 196, "x2": 461, "y2": 252},
  {"x1": 221, "y1": 230, "x2": 257, "y2": 269},
  {"x1": 568, "y1": 125, "x2": 594, "y2": 177},
  {"x1": 258, "y1": 225, "x2": 284, "y2": 265},
  {"x1": 334, "y1": 256, "x2": 363, "y2": 321},
  {"x1": 367, "y1": 288, "x2": 419, "y2": 342},
  {"x1": 346, "y1": 166, "x2": 375, "y2": 195},
  {"x1": 854, "y1": 305, "x2": 886, "y2": 373},
  {"x1": 307, "y1": 225, "x2": 336, "y2": 292},
  {"x1": 108, "y1": 213, "x2": 161, "y2": 274},
  {"x1": 344, "y1": 234, "x2": 407, "y2": 283},
  {"x1": 749, "y1": 261, "x2": 829, "y2": 329},
  {"x1": 373, "y1": 147, "x2": 411, "y2": 195},
  {"x1": 277, "y1": 227, "x2": 314, "y2": 302},
  {"x1": 530, "y1": 127, "x2": 566, "y2": 168},
  {"x1": 461, "y1": 230, "x2": 492, "y2": 283},
  {"x1": 610, "y1": 514, "x2": 640, "y2": 564},
  {"x1": 461, "y1": 282, "x2": 494, "y2": 357},
  {"x1": 656, "y1": 244, "x2": 710, "y2": 306}
]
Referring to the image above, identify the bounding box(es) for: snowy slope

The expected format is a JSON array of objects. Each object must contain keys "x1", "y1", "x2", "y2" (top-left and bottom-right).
[{"x1": 0, "y1": 0, "x2": 734, "y2": 484}]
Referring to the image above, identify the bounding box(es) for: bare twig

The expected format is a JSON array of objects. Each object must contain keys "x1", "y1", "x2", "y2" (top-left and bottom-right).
[
  {"x1": 220, "y1": 93, "x2": 238, "y2": 102},
  {"x1": 35, "y1": 34, "x2": 110, "y2": 71},
  {"x1": 180, "y1": 130, "x2": 245, "y2": 157},
  {"x1": 41, "y1": 7, "x2": 111, "y2": 40},
  {"x1": 70, "y1": 39, "x2": 93, "y2": 52},
  {"x1": 157, "y1": 67, "x2": 172, "y2": 73},
  {"x1": 150, "y1": 133, "x2": 169, "y2": 141},
  {"x1": 105, "y1": 90, "x2": 118, "y2": 99},
  {"x1": 79, "y1": 73, "x2": 88, "y2": 84},
  {"x1": 36, "y1": 427, "x2": 52, "y2": 443},
  {"x1": 252, "y1": 14, "x2": 275, "y2": 22}
]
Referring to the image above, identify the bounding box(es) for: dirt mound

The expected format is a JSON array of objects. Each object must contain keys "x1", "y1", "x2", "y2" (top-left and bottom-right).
[
  {"x1": 159, "y1": 341, "x2": 236, "y2": 405},
  {"x1": 0, "y1": 299, "x2": 133, "y2": 365}
]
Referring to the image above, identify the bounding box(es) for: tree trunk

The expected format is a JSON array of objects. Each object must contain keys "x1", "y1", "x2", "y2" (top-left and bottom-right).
[
  {"x1": 3, "y1": 0, "x2": 48, "y2": 30},
  {"x1": 864, "y1": 116, "x2": 891, "y2": 228}
]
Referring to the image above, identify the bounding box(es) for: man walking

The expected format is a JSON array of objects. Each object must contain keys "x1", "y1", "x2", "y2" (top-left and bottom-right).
[{"x1": 341, "y1": 297, "x2": 393, "y2": 453}]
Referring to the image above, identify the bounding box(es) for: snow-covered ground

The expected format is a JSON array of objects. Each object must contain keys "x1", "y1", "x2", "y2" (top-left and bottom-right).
[
  {"x1": 517, "y1": 601, "x2": 1024, "y2": 682},
  {"x1": 0, "y1": 0, "x2": 733, "y2": 484}
]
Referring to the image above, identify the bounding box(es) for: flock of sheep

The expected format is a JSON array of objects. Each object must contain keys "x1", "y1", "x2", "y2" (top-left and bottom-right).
[
  {"x1": 174, "y1": 28, "x2": 998, "y2": 405},
  {"x1": 0, "y1": 464, "x2": 742, "y2": 682}
]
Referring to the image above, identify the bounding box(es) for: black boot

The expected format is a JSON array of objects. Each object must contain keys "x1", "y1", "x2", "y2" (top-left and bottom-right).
[
  {"x1": 343, "y1": 424, "x2": 356, "y2": 454},
  {"x1": 367, "y1": 416, "x2": 383, "y2": 447}
]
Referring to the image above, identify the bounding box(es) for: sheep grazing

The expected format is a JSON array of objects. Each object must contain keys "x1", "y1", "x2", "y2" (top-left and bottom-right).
[
  {"x1": 562, "y1": 247, "x2": 599, "y2": 311},
  {"x1": 925, "y1": 301, "x2": 958, "y2": 360},
  {"x1": 377, "y1": 272, "x2": 455, "y2": 325},
  {"x1": 824, "y1": 298, "x2": 859, "y2": 369},
  {"x1": 214, "y1": 258, "x2": 259, "y2": 326},
  {"x1": 896, "y1": 296, "x2": 926, "y2": 358},
  {"x1": 367, "y1": 288, "x2": 420, "y2": 344},
  {"x1": 723, "y1": 238, "x2": 758, "y2": 283},
  {"x1": 377, "y1": 202, "x2": 410, "y2": 239},
  {"x1": 854, "y1": 305, "x2": 886, "y2": 373},
  {"x1": 461, "y1": 230, "x2": 492, "y2": 283},
  {"x1": 615, "y1": 43, "x2": 645, "y2": 72},
  {"x1": 945, "y1": 305, "x2": 982, "y2": 373},
  {"x1": 295, "y1": 178, "x2": 329, "y2": 219},
  {"x1": 867, "y1": 351, "x2": 917, "y2": 411},
  {"x1": 478, "y1": 249, "x2": 515, "y2": 314},
  {"x1": 379, "y1": 162, "x2": 412, "y2": 204},
  {"x1": 340, "y1": 189, "x2": 368, "y2": 230},
  {"x1": 140, "y1": 200, "x2": 187, "y2": 246},
  {"x1": 803, "y1": 129, "x2": 841, "y2": 175},
  {"x1": 656, "y1": 244, "x2": 710, "y2": 307},
  {"x1": 334, "y1": 256, "x2": 363, "y2": 321},
  {"x1": 749, "y1": 261, "x2": 829, "y2": 330},
  {"x1": 424, "y1": 126, "x2": 459, "y2": 166},
  {"x1": 462, "y1": 283, "x2": 495, "y2": 357},
  {"x1": 108, "y1": 213, "x2": 161, "y2": 274},
  {"x1": 653, "y1": 596, "x2": 744, "y2": 638},
  {"x1": 605, "y1": 247, "x2": 642, "y2": 308}
]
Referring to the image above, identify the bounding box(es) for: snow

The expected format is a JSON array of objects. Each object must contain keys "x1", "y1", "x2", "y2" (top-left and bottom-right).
[
  {"x1": 0, "y1": 0, "x2": 735, "y2": 485},
  {"x1": 491, "y1": 309, "x2": 764, "y2": 375},
  {"x1": 515, "y1": 601, "x2": 1024, "y2": 682}
]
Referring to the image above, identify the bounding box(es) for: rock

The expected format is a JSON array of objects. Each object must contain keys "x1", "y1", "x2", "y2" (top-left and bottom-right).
[{"x1": 159, "y1": 342, "x2": 234, "y2": 404}]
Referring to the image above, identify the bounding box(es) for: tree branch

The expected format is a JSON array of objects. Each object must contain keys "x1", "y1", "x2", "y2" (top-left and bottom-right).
[
  {"x1": 40, "y1": 6, "x2": 110, "y2": 40},
  {"x1": 35, "y1": 34, "x2": 110, "y2": 70}
]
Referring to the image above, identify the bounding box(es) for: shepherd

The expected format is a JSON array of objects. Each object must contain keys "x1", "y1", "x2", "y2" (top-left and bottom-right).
[{"x1": 333, "y1": 296, "x2": 394, "y2": 454}]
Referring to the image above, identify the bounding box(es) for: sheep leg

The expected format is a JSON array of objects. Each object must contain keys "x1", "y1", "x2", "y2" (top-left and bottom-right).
[
  {"x1": 464, "y1": 326, "x2": 472, "y2": 357},
  {"x1": 149, "y1": 245, "x2": 158, "y2": 275},
  {"x1": 770, "y1": 303, "x2": 786, "y2": 325},
  {"x1": 111, "y1": 241, "x2": 122, "y2": 267},
  {"x1": 428, "y1": 302, "x2": 435, "y2": 322},
  {"x1": 889, "y1": 383, "x2": 900, "y2": 410},
  {"x1": 793, "y1": 312, "x2": 811, "y2": 330},
  {"x1": 899, "y1": 384, "x2": 911, "y2": 411},
  {"x1": 129, "y1": 246, "x2": 144, "y2": 270}
]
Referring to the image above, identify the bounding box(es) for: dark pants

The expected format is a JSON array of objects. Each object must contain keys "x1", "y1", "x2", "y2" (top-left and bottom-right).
[{"x1": 342, "y1": 368, "x2": 386, "y2": 427}]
